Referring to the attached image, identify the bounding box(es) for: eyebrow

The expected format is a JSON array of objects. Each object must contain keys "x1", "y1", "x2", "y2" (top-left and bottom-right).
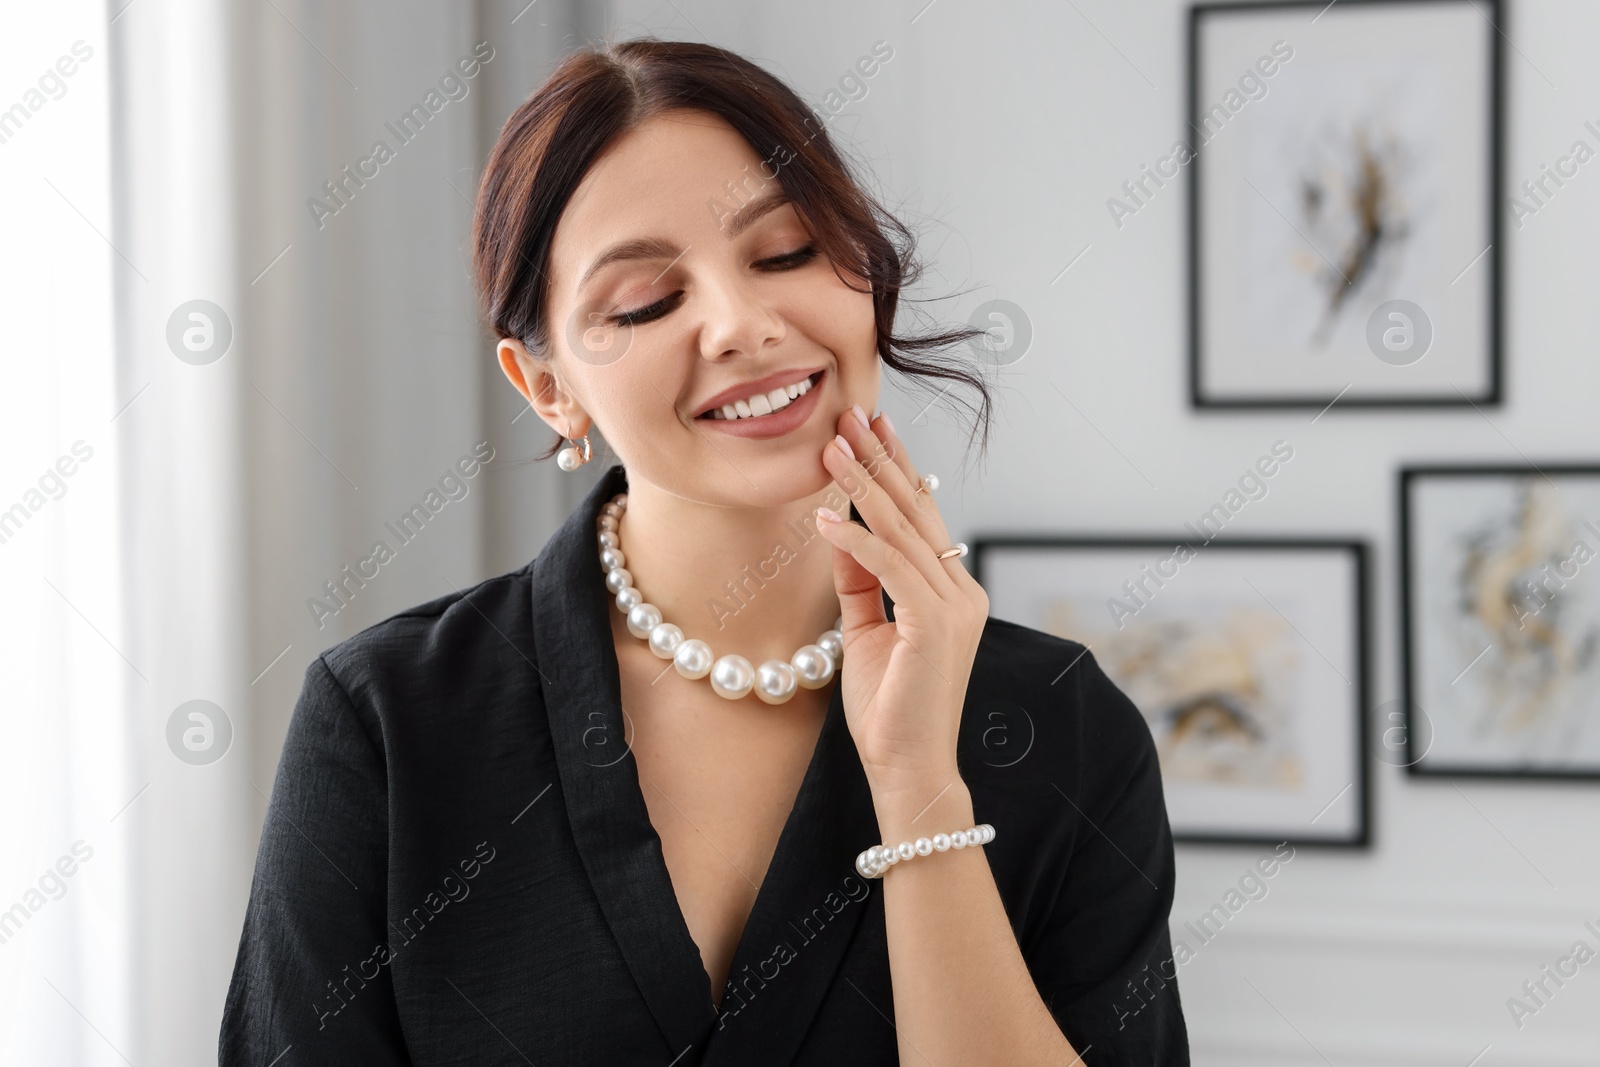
[
  {"x1": 723, "y1": 189, "x2": 790, "y2": 238},
  {"x1": 575, "y1": 190, "x2": 794, "y2": 290},
  {"x1": 578, "y1": 237, "x2": 682, "y2": 290}
]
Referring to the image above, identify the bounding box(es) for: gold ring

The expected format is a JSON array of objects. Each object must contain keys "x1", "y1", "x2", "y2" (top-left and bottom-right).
[{"x1": 935, "y1": 543, "x2": 968, "y2": 560}]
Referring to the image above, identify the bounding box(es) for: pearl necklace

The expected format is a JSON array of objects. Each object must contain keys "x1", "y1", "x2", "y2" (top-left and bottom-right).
[{"x1": 597, "y1": 492, "x2": 843, "y2": 704}]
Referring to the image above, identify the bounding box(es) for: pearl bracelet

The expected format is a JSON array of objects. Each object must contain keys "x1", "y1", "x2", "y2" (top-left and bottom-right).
[{"x1": 855, "y1": 824, "x2": 995, "y2": 879}]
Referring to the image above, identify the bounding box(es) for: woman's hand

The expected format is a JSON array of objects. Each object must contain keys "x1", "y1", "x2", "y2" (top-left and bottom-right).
[{"x1": 813, "y1": 403, "x2": 990, "y2": 805}]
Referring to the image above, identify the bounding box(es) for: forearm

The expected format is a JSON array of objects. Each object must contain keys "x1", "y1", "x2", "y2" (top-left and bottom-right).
[{"x1": 871, "y1": 777, "x2": 1080, "y2": 1067}]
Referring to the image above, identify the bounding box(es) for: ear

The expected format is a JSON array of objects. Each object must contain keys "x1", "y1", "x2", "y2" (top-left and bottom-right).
[{"x1": 497, "y1": 338, "x2": 590, "y2": 439}]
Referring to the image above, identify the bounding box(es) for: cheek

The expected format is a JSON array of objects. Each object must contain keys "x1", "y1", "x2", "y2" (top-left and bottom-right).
[
  {"x1": 592, "y1": 364, "x2": 678, "y2": 431},
  {"x1": 789, "y1": 271, "x2": 876, "y2": 363}
]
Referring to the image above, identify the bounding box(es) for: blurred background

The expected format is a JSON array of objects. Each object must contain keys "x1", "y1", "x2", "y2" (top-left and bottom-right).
[{"x1": 3, "y1": 0, "x2": 1598, "y2": 1063}]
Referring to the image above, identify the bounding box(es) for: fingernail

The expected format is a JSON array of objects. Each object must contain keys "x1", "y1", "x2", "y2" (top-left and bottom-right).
[
  {"x1": 880, "y1": 411, "x2": 895, "y2": 435},
  {"x1": 833, "y1": 433, "x2": 855, "y2": 461},
  {"x1": 815, "y1": 506, "x2": 844, "y2": 524},
  {"x1": 851, "y1": 402, "x2": 871, "y2": 431}
]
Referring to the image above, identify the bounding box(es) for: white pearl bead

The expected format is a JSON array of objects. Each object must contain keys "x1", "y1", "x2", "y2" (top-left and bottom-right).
[
  {"x1": 648, "y1": 622, "x2": 683, "y2": 659},
  {"x1": 982, "y1": 823, "x2": 995, "y2": 843},
  {"x1": 914, "y1": 837, "x2": 933, "y2": 856},
  {"x1": 790, "y1": 645, "x2": 835, "y2": 689},
  {"x1": 710, "y1": 655, "x2": 755, "y2": 700},
  {"x1": 558, "y1": 447, "x2": 583, "y2": 471},
  {"x1": 599, "y1": 496, "x2": 842, "y2": 707},
  {"x1": 895, "y1": 841, "x2": 916, "y2": 861},
  {"x1": 932, "y1": 833, "x2": 951, "y2": 852},
  {"x1": 673, "y1": 639, "x2": 713, "y2": 679},
  {"x1": 883, "y1": 847, "x2": 900, "y2": 865},
  {"x1": 921, "y1": 473, "x2": 939, "y2": 492},
  {"x1": 951, "y1": 833, "x2": 966, "y2": 850},
  {"x1": 754, "y1": 660, "x2": 798, "y2": 704},
  {"x1": 626, "y1": 603, "x2": 662, "y2": 639},
  {"x1": 965, "y1": 829, "x2": 981, "y2": 847}
]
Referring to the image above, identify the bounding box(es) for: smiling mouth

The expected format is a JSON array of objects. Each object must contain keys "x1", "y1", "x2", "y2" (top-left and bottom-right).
[{"x1": 695, "y1": 370, "x2": 824, "y2": 421}]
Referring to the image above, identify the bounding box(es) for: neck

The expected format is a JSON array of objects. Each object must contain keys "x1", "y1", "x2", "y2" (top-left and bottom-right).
[{"x1": 611, "y1": 475, "x2": 847, "y2": 660}]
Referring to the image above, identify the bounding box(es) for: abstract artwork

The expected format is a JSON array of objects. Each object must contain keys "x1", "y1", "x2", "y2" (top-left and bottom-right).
[
  {"x1": 1189, "y1": 0, "x2": 1501, "y2": 407},
  {"x1": 974, "y1": 538, "x2": 1369, "y2": 846},
  {"x1": 1401, "y1": 467, "x2": 1600, "y2": 778}
]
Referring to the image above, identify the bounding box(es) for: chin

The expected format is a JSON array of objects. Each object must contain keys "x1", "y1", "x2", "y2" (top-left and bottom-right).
[{"x1": 723, "y1": 452, "x2": 838, "y2": 511}]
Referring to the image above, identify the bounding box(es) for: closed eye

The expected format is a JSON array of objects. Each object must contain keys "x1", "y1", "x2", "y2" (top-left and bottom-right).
[
  {"x1": 605, "y1": 246, "x2": 817, "y2": 327},
  {"x1": 608, "y1": 291, "x2": 683, "y2": 328},
  {"x1": 756, "y1": 244, "x2": 818, "y2": 270}
]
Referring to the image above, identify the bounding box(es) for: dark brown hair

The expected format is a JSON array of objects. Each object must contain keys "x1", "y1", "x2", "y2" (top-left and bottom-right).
[{"x1": 471, "y1": 37, "x2": 994, "y2": 462}]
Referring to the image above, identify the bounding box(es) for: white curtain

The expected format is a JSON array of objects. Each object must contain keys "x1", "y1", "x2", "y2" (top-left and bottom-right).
[
  {"x1": 0, "y1": 1, "x2": 586, "y2": 1063},
  {"x1": 0, "y1": 2, "x2": 130, "y2": 1064}
]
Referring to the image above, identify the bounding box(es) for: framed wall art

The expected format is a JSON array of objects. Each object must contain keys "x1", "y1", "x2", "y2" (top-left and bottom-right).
[
  {"x1": 1400, "y1": 465, "x2": 1600, "y2": 779},
  {"x1": 974, "y1": 537, "x2": 1370, "y2": 847},
  {"x1": 1188, "y1": 0, "x2": 1502, "y2": 407}
]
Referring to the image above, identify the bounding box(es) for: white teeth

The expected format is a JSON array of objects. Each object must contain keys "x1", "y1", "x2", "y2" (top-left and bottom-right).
[{"x1": 706, "y1": 374, "x2": 816, "y2": 420}]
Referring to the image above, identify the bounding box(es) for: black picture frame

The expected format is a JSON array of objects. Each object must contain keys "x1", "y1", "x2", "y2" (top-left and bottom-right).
[
  {"x1": 973, "y1": 536, "x2": 1371, "y2": 848},
  {"x1": 1187, "y1": 0, "x2": 1504, "y2": 409},
  {"x1": 1399, "y1": 464, "x2": 1600, "y2": 780}
]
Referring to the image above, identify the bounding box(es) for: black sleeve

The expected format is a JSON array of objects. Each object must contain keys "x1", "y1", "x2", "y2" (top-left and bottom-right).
[
  {"x1": 1029, "y1": 650, "x2": 1190, "y2": 1064},
  {"x1": 219, "y1": 655, "x2": 412, "y2": 1065}
]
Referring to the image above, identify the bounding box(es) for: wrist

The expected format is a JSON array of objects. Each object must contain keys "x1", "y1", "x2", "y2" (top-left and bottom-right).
[{"x1": 867, "y1": 773, "x2": 973, "y2": 844}]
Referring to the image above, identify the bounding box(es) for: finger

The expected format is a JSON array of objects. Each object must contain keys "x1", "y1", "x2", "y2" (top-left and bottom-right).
[
  {"x1": 838, "y1": 409, "x2": 955, "y2": 567},
  {"x1": 858, "y1": 410, "x2": 985, "y2": 594},
  {"x1": 817, "y1": 514, "x2": 887, "y2": 635},
  {"x1": 824, "y1": 430, "x2": 959, "y2": 600},
  {"x1": 814, "y1": 505, "x2": 944, "y2": 626},
  {"x1": 868, "y1": 410, "x2": 923, "y2": 494}
]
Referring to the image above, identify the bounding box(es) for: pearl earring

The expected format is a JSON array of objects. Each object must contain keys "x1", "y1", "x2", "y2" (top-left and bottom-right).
[{"x1": 557, "y1": 433, "x2": 592, "y2": 472}]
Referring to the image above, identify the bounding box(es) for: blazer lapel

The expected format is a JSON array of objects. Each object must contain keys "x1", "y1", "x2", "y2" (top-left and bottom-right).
[
  {"x1": 531, "y1": 464, "x2": 881, "y2": 1064},
  {"x1": 529, "y1": 464, "x2": 718, "y2": 1054},
  {"x1": 700, "y1": 677, "x2": 879, "y2": 1067}
]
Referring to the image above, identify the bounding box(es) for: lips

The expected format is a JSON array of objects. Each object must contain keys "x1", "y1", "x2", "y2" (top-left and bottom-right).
[
  {"x1": 694, "y1": 369, "x2": 826, "y2": 440},
  {"x1": 693, "y1": 367, "x2": 825, "y2": 419}
]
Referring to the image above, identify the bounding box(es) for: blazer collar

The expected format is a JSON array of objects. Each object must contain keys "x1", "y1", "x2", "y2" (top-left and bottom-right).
[{"x1": 529, "y1": 464, "x2": 879, "y2": 1065}]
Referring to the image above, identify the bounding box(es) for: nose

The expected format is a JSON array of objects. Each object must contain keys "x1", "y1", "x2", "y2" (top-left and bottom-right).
[{"x1": 694, "y1": 267, "x2": 786, "y2": 362}]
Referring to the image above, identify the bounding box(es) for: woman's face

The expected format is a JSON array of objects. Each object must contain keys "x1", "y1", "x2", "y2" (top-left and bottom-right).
[{"x1": 500, "y1": 108, "x2": 879, "y2": 509}]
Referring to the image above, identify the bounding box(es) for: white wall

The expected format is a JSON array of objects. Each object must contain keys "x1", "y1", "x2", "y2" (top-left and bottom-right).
[{"x1": 599, "y1": 1, "x2": 1600, "y2": 1062}]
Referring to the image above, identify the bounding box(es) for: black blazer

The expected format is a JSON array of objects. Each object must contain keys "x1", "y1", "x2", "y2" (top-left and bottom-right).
[{"x1": 220, "y1": 463, "x2": 1189, "y2": 1065}]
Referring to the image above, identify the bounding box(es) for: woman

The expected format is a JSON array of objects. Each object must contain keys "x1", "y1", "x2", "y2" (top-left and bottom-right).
[{"x1": 221, "y1": 38, "x2": 1188, "y2": 1065}]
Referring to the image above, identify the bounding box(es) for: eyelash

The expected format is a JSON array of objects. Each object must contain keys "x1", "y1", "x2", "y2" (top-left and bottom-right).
[{"x1": 607, "y1": 245, "x2": 819, "y2": 327}]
